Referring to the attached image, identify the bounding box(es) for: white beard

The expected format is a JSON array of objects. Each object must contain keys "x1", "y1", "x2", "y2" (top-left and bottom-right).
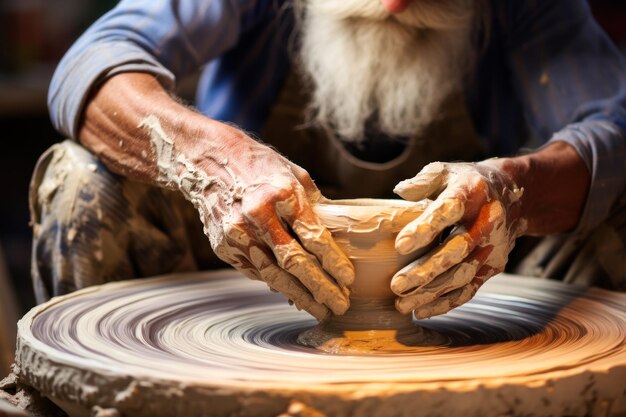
[{"x1": 297, "y1": 0, "x2": 475, "y2": 143}]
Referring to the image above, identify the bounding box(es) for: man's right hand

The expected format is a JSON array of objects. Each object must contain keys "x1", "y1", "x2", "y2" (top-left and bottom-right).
[
  {"x1": 140, "y1": 117, "x2": 355, "y2": 321},
  {"x1": 79, "y1": 73, "x2": 354, "y2": 321},
  {"x1": 196, "y1": 131, "x2": 355, "y2": 321}
]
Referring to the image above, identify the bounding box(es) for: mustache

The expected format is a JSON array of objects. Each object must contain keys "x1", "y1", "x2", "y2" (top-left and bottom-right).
[{"x1": 305, "y1": 0, "x2": 475, "y2": 30}]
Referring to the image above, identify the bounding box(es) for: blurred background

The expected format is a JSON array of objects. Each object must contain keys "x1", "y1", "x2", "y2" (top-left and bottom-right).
[
  {"x1": 0, "y1": 0, "x2": 625, "y2": 374},
  {"x1": 0, "y1": 0, "x2": 116, "y2": 309}
]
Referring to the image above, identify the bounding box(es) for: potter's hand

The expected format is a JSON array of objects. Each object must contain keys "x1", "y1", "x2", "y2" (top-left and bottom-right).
[
  {"x1": 179, "y1": 128, "x2": 354, "y2": 321},
  {"x1": 390, "y1": 161, "x2": 527, "y2": 319},
  {"x1": 78, "y1": 73, "x2": 354, "y2": 321}
]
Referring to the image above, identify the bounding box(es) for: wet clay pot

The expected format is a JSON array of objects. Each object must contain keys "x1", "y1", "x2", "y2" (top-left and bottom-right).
[{"x1": 298, "y1": 198, "x2": 445, "y2": 354}]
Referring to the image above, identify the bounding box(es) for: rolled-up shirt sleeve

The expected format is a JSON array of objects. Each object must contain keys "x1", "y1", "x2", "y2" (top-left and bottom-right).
[
  {"x1": 503, "y1": 0, "x2": 626, "y2": 234},
  {"x1": 551, "y1": 120, "x2": 626, "y2": 234},
  {"x1": 48, "y1": 0, "x2": 266, "y2": 139}
]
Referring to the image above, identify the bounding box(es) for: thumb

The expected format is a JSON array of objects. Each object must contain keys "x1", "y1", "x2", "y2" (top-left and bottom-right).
[{"x1": 394, "y1": 162, "x2": 447, "y2": 201}]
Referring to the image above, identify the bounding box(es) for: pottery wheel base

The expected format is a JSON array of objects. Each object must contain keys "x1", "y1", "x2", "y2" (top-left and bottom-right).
[
  {"x1": 13, "y1": 270, "x2": 626, "y2": 417},
  {"x1": 298, "y1": 323, "x2": 448, "y2": 354}
]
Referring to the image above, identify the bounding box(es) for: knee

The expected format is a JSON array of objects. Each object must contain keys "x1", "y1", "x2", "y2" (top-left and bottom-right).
[
  {"x1": 29, "y1": 141, "x2": 132, "y2": 301},
  {"x1": 30, "y1": 140, "x2": 122, "y2": 227}
]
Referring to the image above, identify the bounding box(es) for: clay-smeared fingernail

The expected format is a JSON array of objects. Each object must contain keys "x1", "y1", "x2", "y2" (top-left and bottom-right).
[
  {"x1": 332, "y1": 296, "x2": 350, "y2": 315},
  {"x1": 391, "y1": 275, "x2": 408, "y2": 294},
  {"x1": 337, "y1": 263, "x2": 355, "y2": 285},
  {"x1": 395, "y1": 298, "x2": 414, "y2": 315},
  {"x1": 396, "y1": 236, "x2": 415, "y2": 254},
  {"x1": 414, "y1": 310, "x2": 432, "y2": 320}
]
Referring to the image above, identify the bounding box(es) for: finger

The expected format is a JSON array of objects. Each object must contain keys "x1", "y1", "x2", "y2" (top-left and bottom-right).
[
  {"x1": 395, "y1": 242, "x2": 495, "y2": 314},
  {"x1": 413, "y1": 279, "x2": 484, "y2": 320},
  {"x1": 217, "y1": 222, "x2": 333, "y2": 320},
  {"x1": 247, "y1": 245, "x2": 331, "y2": 321},
  {"x1": 395, "y1": 195, "x2": 464, "y2": 254},
  {"x1": 395, "y1": 262, "x2": 478, "y2": 314},
  {"x1": 392, "y1": 199, "x2": 507, "y2": 294},
  {"x1": 391, "y1": 229, "x2": 474, "y2": 295},
  {"x1": 225, "y1": 252, "x2": 263, "y2": 281},
  {"x1": 280, "y1": 204, "x2": 355, "y2": 287},
  {"x1": 272, "y1": 240, "x2": 350, "y2": 315},
  {"x1": 270, "y1": 184, "x2": 355, "y2": 287},
  {"x1": 257, "y1": 262, "x2": 331, "y2": 322},
  {"x1": 241, "y1": 192, "x2": 350, "y2": 315},
  {"x1": 249, "y1": 209, "x2": 350, "y2": 315},
  {"x1": 292, "y1": 218, "x2": 355, "y2": 287},
  {"x1": 212, "y1": 231, "x2": 262, "y2": 282},
  {"x1": 393, "y1": 162, "x2": 446, "y2": 201},
  {"x1": 262, "y1": 271, "x2": 330, "y2": 322}
]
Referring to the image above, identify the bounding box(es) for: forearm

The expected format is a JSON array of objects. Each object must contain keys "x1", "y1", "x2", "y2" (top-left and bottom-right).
[
  {"x1": 77, "y1": 73, "x2": 352, "y2": 320},
  {"x1": 78, "y1": 72, "x2": 258, "y2": 187},
  {"x1": 492, "y1": 142, "x2": 590, "y2": 236}
]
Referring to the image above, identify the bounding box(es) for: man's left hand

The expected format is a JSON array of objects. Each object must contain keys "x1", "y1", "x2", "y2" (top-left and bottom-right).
[{"x1": 391, "y1": 160, "x2": 527, "y2": 319}]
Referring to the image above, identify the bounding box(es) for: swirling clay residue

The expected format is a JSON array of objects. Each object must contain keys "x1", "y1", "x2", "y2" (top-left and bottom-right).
[{"x1": 13, "y1": 270, "x2": 626, "y2": 417}]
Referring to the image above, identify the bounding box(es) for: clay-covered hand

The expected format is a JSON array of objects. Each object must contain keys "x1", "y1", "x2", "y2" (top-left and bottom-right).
[
  {"x1": 390, "y1": 160, "x2": 527, "y2": 319},
  {"x1": 157, "y1": 123, "x2": 355, "y2": 322},
  {"x1": 83, "y1": 72, "x2": 353, "y2": 321}
]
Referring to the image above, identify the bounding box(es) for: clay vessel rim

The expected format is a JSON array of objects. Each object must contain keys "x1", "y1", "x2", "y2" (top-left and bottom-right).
[
  {"x1": 314, "y1": 198, "x2": 426, "y2": 232},
  {"x1": 317, "y1": 198, "x2": 425, "y2": 209}
]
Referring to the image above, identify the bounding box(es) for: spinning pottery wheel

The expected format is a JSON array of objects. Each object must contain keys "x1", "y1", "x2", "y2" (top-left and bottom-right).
[
  {"x1": 13, "y1": 270, "x2": 626, "y2": 417},
  {"x1": 12, "y1": 200, "x2": 626, "y2": 416}
]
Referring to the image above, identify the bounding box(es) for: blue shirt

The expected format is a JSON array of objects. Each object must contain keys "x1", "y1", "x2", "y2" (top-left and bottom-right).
[{"x1": 48, "y1": 0, "x2": 626, "y2": 236}]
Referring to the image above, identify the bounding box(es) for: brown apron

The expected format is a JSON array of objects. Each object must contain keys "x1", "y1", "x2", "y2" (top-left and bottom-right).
[{"x1": 259, "y1": 70, "x2": 486, "y2": 199}]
